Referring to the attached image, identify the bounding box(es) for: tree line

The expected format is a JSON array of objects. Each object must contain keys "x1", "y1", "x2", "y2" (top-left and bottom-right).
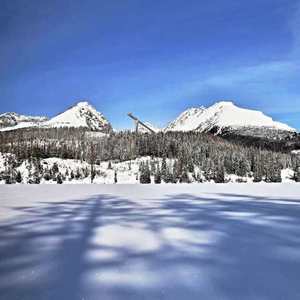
[{"x1": 0, "y1": 127, "x2": 299, "y2": 183}]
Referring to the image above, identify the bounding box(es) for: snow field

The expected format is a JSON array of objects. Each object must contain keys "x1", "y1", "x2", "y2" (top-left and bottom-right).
[{"x1": 0, "y1": 184, "x2": 300, "y2": 299}]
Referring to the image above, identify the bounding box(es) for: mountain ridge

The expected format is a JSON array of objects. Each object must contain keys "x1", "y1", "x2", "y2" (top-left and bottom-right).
[
  {"x1": 0, "y1": 100, "x2": 296, "y2": 137},
  {"x1": 0, "y1": 112, "x2": 48, "y2": 129},
  {"x1": 164, "y1": 101, "x2": 296, "y2": 135},
  {"x1": 0, "y1": 101, "x2": 112, "y2": 132}
]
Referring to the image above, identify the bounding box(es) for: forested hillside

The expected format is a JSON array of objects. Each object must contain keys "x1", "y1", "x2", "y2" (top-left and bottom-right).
[{"x1": 0, "y1": 127, "x2": 299, "y2": 184}]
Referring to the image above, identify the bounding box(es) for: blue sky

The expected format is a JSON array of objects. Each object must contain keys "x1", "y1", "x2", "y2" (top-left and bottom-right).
[{"x1": 0, "y1": 0, "x2": 299, "y2": 130}]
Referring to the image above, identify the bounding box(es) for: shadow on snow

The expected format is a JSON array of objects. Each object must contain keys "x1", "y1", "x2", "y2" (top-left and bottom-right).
[{"x1": 0, "y1": 192, "x2": 300, "y2": 299}]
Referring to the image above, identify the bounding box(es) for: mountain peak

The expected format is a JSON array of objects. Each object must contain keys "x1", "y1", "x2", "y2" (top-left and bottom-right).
[
  {"x1": 213, "y1": 101, "x2": 235, "y2": 107},
  {"x1": 165, "y1": 101, "x2": 296, "y2": 133},
  {"x1": 0, "y1": 100, "x2": 112, "y2": 132},
  {"x1": 74, "y1": 101, "x2": 91, "y2": 107},
  {"x1": 46, "y1": 101, "x2": 112, "y2": 132}
]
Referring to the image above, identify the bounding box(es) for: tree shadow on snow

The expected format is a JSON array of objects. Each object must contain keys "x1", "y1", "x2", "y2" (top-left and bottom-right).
[{"x1": 0, "y1": 191, "x2": 300, "y2": 300}]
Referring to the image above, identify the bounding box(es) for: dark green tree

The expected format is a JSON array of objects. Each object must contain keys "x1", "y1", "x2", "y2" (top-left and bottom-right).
[
  {"x1": 139, "y1": 162, "x2": 151, "y2": 184},
  {"x1": 15, "y1": 171, "x2": 22, "y2": 183}
]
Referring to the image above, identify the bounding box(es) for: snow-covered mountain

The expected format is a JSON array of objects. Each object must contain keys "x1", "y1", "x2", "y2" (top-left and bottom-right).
[
  {"x1": 165, "y1": 107, "x2": 206, "y2": 132},
  {"x1": 165, "y1": 101, "x2": 296, "y2": 135},
  {"x1": 45, "y1": 101, "x2": 112, "y2": 131},
  {"x1": 0, "y1": 112, "x2": 48, "y2": 129},
  {"x1": 0, "y1": 101, "x2": 112, "y2": 132}
]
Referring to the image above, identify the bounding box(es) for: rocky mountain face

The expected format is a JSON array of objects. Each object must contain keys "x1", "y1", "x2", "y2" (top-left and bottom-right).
[
  {"x1": 0, "y1": 112, "x2": 48, "y2": 129},
  {"x1": 44, "y1": 101, "x2": 112, "y2": 132}
]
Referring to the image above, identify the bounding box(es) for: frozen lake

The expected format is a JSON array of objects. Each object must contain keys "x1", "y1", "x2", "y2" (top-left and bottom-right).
[{"x1": 0, "y1": 184, "x2": 300, "y2": 300}]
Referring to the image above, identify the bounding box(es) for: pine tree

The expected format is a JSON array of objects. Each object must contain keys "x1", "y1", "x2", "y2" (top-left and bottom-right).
[
  {"x1": 163, "y1": 166, "x2": 175, "y2": 183},
  {"x1": 196, "y1": 171, "x2": 203, "y2": 183},
  {"x1": 4, "y1": 174, "x2": 12, "y2": 184},
  {"x1": 16, "y1": 171, "x2": 22, "y2": 183},
  {"x1": 150, "y1": 160, "x2": 156, "y2": 175},
  {"x1": 294, "y1": 166, "x2": 300, "y2": 182},
  {"x1": 203, "y1": 159, "x2": 214, "y2": 181},
  {"x1": 114, "y1": 170, "x2": 118, "y2": 184},
  {"x1": 83, "y1": 167, "x2": 89, "y2": 178},
  {"x1": 52, "y1": 162, "x2": 59, "y2": 174},
  {"x1": 31, "y1": 161, "x2": 41, "y2": 184},
  {"x1": 214, "y1": 165, "x2": 225, "y2": 183},
  {"x1": 43, "y1": 171, "x2": 51, "y2": 181},
  {"x1": 57, "y1": 173, "x2": 63, "y2": 184},
  {"x1": 237, "y1": 160, "x2": 249, "y2": 177},
  {"x1": 270, "y1": 163, "x2": 282, "y2": 183},
  {"x1": 179, "y1": 169, "x2": 190, "y2": 183},
  {"x1": 161, "y1": 157, "x2": 167, "y2": 179},
  {"x1": 187, "y1": 159, "x2": 194, "y2": 173},
  {"x1": 253, "y1": 165, "x2": 262, "y2": 182},
  {"x1": 154, "y1": 166, "x2": 161, "y2": 184},
  {"x1": 139, "y1": 162, "x2": 151, "y2": 184},
  {"x1": 75, "y1": 168, "x2": 81, "y2": 179},
  {"x1": 173, "y1": 159, "x2": 181, "y2": 181},
  {"x1": 253, "y1": 159, "x2": 263, "y2": 182}
]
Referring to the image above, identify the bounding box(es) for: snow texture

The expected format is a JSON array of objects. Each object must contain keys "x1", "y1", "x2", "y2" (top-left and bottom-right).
[
  {"x1": 1, "y1": 184, "x2": 300, "y2": 299},
  {"x1": 165, "y1": 101, "x2": 296, "y2": 133}
]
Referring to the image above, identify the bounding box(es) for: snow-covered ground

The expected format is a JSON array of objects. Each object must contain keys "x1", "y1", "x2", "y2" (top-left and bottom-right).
[
  {"x1": 1, "y1": 184, "x2": 300, "y2": 299},
  {"x1": 0, "y1": 154, "x2": 297, "y2": 184}
]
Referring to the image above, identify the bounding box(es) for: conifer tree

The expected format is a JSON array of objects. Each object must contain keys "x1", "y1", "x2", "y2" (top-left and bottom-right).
[
  {"x1": 253, "y1": 165, "x2": 262, "y2": 182},
  {"x1": 57, "y1": 173, "x2": 63, "y2": 184},
  {"x1": 52, "y1": 162, "x2": 59, "y2": 174},
  {"x1": 16, "y1": 171, "x2": 22, "y2": 183},
  {"x1": 154, "y1": 166, "x2": 161, "y2": 184},
  {"x1": 179, "y1": 169, "x2": 190, "y2": 183},
  {"x1": 140, "y1": 162, "x2": 151, "y2": 184},
  {"x1": 294, "y1": 166, "x2": 300, "y2": 182},
  {"x1": 269, "y1": 163, "x2": 282, "y2": 183},
  {"x1": 214, "y1": 165, "x2": 225, "y2": 183},
  {"x1": 161, "y1": 157, "x2": 167, "y2": 179}
]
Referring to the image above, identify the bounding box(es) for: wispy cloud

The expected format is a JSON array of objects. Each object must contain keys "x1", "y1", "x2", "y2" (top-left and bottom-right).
[
  {"x1": 200, "y1": 61, "x2": 298, "y2": 87},
  {"x1": 290, "y1": 1, "x2": 300, "y2": 57}
]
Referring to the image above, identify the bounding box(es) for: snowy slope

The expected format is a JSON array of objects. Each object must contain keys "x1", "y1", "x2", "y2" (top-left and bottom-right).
[
  {"x1": 45, "y1": 101, "x2": 112, "y2": 131},
  {"x1": 165, "y1": 107, "x2": 205, "y2": 132},
  {"x1": 0, "y1": 112, "x2": 48, "y2": 129},
  {"x1": 165, "y1": 101, "x2": 296, "y2": 133}
]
